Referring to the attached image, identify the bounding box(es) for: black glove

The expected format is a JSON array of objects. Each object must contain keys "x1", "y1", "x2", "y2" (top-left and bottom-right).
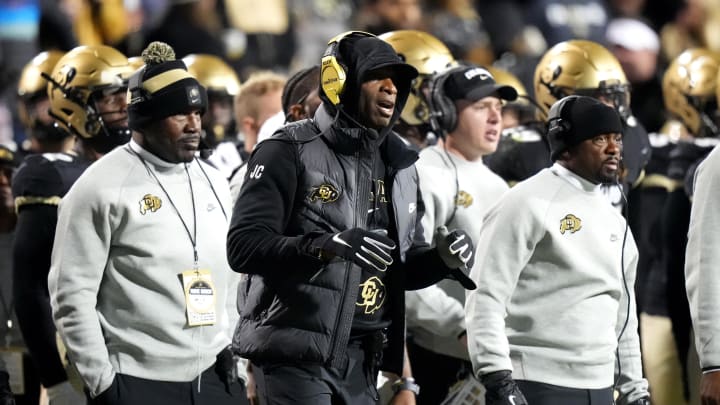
[
  {"x1": 481, "y1": 370, "x2": 528, "y2": 405},
  {"x1": 627, "y1": 397, "x2": 650, "y2": 405},
  {"x1": 0, "y1": 371, "x2": 15, "y2": 405},
  {"x1": 436, "y1": 226, "x2": 476, "y2": 290},
  {"x1": 311, "y1": 228, "x2": 396, "y2": 272},
  {"x1": 215, "y1": 346, "x2": 237, "y2": 394}
]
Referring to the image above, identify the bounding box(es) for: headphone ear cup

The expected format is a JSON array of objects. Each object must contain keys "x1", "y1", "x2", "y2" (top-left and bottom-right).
[
  {"x1": 319, "y1": 31, "x2": 376, "y2": 106},
  {"x1": 429, "y1": 69, "x2": 459, "y2": 135},
  {"x1": 320, "y1": 42, "x2": 347, "y2": 106},
  {"x1": 440, "y1": 95, "x2": 457, "y2": 133},
  {"x1": 547, "y1": 117, "x2": 566, "y2": 141},
  {"x1": 546, "y1": 96, "x2": 576, "y2": 140}
]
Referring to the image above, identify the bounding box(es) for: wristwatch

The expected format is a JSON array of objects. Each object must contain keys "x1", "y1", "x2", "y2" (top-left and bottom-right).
[{"x1": 392, "y1": 377, "x2": 420, "y2": 396}]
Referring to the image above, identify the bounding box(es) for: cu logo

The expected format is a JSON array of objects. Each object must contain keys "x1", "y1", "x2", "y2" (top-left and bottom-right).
[{"x1": 249, "y1": 164, "x2": 265, "y2": 179}]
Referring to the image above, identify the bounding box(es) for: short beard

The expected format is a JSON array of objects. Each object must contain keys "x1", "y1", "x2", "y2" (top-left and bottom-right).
[{"x1": 597, "y1": 170, "x2": 618, "y2": 184}]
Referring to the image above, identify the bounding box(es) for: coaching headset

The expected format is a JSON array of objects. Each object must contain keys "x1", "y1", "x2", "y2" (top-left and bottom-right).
[
  {"x1": 545, "y1": 94, "x2": 581, "y2": 160},
  {"x1": 427, "y1": 65, "x2": 468, "y2": 136},
  {"x1": 320, "y1": 30, "x2": 377, "y2": 106}
]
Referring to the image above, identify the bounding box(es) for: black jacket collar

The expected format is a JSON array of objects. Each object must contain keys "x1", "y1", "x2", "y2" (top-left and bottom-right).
[{"x1": 313, "y1": 104, "x2": 417, "y2": 171}]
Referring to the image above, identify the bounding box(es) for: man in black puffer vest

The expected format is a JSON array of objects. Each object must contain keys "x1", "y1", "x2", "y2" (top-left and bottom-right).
[{"x1": 227, "y1": 31, "x2": 478, "y2": 405}]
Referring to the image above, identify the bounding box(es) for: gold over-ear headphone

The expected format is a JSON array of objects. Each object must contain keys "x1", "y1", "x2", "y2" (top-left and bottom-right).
[{"x1": 321, "y1": 31, "x2": 377, "y2": 105}]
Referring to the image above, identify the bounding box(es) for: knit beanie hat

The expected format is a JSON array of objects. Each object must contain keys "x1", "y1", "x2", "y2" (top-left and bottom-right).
[
  {"x1": 127, "y1": 42, "x2": 208, "y2": 130},
  {"x1": 547, "y1": 95, "x2": 623, "y2": 161}
]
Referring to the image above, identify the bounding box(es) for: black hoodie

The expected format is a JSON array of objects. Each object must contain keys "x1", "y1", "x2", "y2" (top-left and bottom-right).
[
  {"x1": 320, "y1": 35, "x2": 418, "y2": 146},
  {"x1": 228, "y1": 35, "x2": 456, "y2": 376}
]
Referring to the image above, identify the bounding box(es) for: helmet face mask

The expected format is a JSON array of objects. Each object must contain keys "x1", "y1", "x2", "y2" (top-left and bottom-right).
[
  {"x1": 48, "y1": 45, "x2": 133, "y2": 140},
  {"x1": 574, "y1": 82, "x2": 631, "y2": 119},
  {"x1": 379, "y1": 30, "x2": 455, "y2": 126}
]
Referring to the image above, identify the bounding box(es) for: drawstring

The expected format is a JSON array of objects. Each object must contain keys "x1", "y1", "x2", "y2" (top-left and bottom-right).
[{"x1": 197, "y1": 326, "x2": 203, "y2": 393}]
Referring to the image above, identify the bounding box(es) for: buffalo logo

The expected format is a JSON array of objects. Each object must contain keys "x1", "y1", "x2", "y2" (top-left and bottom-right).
[
  {"x1": 309, "y1": 184, "x2": 340, "y2": 203},
  {"x1": 356, "y1": 276, "x2": 386, "y2": 315},
  {"x1": 139, "y1": 194, "x2": 162, "y2": 215},
  {"x1": 455, "y1": 190, "x2": 473, "y2": 208},
  {"x1": 559, "y1": 214, "x2": 582, "y2": 234}
]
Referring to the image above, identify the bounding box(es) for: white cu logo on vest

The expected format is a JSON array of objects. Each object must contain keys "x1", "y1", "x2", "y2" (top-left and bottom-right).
[{"x1": 249, "y1": 164, "x2": 264, "y2": 179}]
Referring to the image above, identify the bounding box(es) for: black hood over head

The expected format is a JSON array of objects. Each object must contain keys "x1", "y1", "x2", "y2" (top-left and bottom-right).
[{"x1": 320, "y1": 35, "x2": 418, "y2": 138}]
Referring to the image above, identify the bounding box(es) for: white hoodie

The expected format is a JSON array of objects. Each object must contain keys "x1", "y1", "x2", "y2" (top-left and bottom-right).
[{"x1": 465, "y1": 164, "x2": 648, "y2": 402}]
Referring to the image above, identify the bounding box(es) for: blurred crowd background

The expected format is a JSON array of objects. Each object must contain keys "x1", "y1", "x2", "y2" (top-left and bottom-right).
[{"x1": 1, "y1": 0, "x2": 720, "y2": 151}]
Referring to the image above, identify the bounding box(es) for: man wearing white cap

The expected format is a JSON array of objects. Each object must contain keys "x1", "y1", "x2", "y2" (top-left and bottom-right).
[{"x1": 605, "y1": 17, "x2": 663, "y2": 133}]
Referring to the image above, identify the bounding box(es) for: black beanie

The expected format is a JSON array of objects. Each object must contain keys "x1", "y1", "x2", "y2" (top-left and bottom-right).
[
  {"x1": 547, "y1": 95, "x2": 623, "y2": 161},
  {"x1": 127, "y1": 42, "x2": 208, "y2": 130}
]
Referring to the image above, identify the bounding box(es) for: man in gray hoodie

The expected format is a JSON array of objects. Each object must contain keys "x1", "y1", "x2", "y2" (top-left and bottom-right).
[
  {"x1": 48, "y1": 42, "x2": 245, "y2": 405},
  {"x1": 465, "y1": 95, "x2": 650, "y2": 405}
]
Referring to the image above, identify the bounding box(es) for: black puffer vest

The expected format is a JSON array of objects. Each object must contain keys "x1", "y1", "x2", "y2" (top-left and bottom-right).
[{"x1": 234, "y1": 105, "x2": 421, "y2": 374}]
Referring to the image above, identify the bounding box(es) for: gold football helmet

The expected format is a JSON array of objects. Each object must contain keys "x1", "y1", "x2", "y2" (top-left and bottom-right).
[
  {"x1": 183, "y1": 54, "x2": 241, "y2": 97},
  {"x1": 379, "y1": 30, "x2": 455, "y2": 125},
  {"x1": 47, "y1": 45, "x2": 133, "y2": 139},
  {"x1": 127, "y1": 56, "x2": 145, "y2": 76},
  {"x1": 17, "y1": 50, "x2": 64, "y2": 129},
  {"x1": 486, "y1": 66, "x2": 528, "y2": 100},
  {"x1": 487, "y1": 66, "x2": 539, "y2": 127},
  {"x1": 534, "y1": 40, "x2": 630, "y2": 120},
  {"x1": 183, "y1": 54, "x2": 241, "y2": 146},
  {"x1": 18, "y1": 50, "x2": 64, "y2": 99},
  {"x1": 663, "y1": 48, "x2": 720, "y2": 137}
]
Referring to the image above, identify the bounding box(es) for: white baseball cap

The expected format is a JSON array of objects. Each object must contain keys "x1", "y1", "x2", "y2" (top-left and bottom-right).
[{"x1": 606, "y1": 18, "x2": 660, "y2": 53}]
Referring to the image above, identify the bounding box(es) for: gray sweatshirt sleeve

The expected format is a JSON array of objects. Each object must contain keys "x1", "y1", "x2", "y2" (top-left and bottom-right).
[
  {"x1": 464, "y1": 194, "x2": 540, "y2": 377},
  {"x1": 614, "y1": 230, "x2": 649, "y2": 404},
  {"x1": 686, "y1": 147, "x2": 720, "y2": 371},
  {"x1": 48, "y1": 179, "x2": 116, "y2": 397},
  {"x1": 406, "y1": 158, "x2": 465, "y2": 340}
]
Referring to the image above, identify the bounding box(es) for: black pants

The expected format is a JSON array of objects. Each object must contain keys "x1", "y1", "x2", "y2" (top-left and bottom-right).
[
  {"x1": 89, "y1": 362, "x2": 247, "y2": 405},
  {"x1": 406, "y1": 339, "x2": 470, "y2": 405},
  {"x1": 254, "y1": 338, "x2": 381, "y2": 405},
  {"x1": 516, "y1": 380, "x2": 613, "y2": 405}
]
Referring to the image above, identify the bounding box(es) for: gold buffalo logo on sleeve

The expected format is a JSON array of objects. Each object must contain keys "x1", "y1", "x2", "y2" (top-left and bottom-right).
[
  {"x1": 455, "y1": 190, "x2": 474, "y2": 208},
  {"x1": 309, "y1": 184, "x2": 340, "y2": 203},
  {"x1": 559, "y1": 214, "x2": 582, "y2": 234},
  {"x1": 139, "y1": 194, "x2": 162, "y2": 215}
]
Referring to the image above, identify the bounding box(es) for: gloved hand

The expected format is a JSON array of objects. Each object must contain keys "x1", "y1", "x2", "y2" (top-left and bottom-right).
[
  {"x1": 481, "y1": 370, "x2": 528, "y2": 405},
  {"x1": 311, "y1": 228, "x2": 396, "y2": 272},
  {"x1": 436, "y1": 226, "x2": 476, "y2": 290},
  {"x1": 216, "y1": 345, "x2": 238, "y2": 393},
  {"x1": 46, "y1": 380, "x2": 85, "y2": 405},
  {"x1": 0, "y1": 371, "x2": 14, "y2": 405},
  {"x1": 627, "y1": 397, "x2": 650, "y2": 405}
]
